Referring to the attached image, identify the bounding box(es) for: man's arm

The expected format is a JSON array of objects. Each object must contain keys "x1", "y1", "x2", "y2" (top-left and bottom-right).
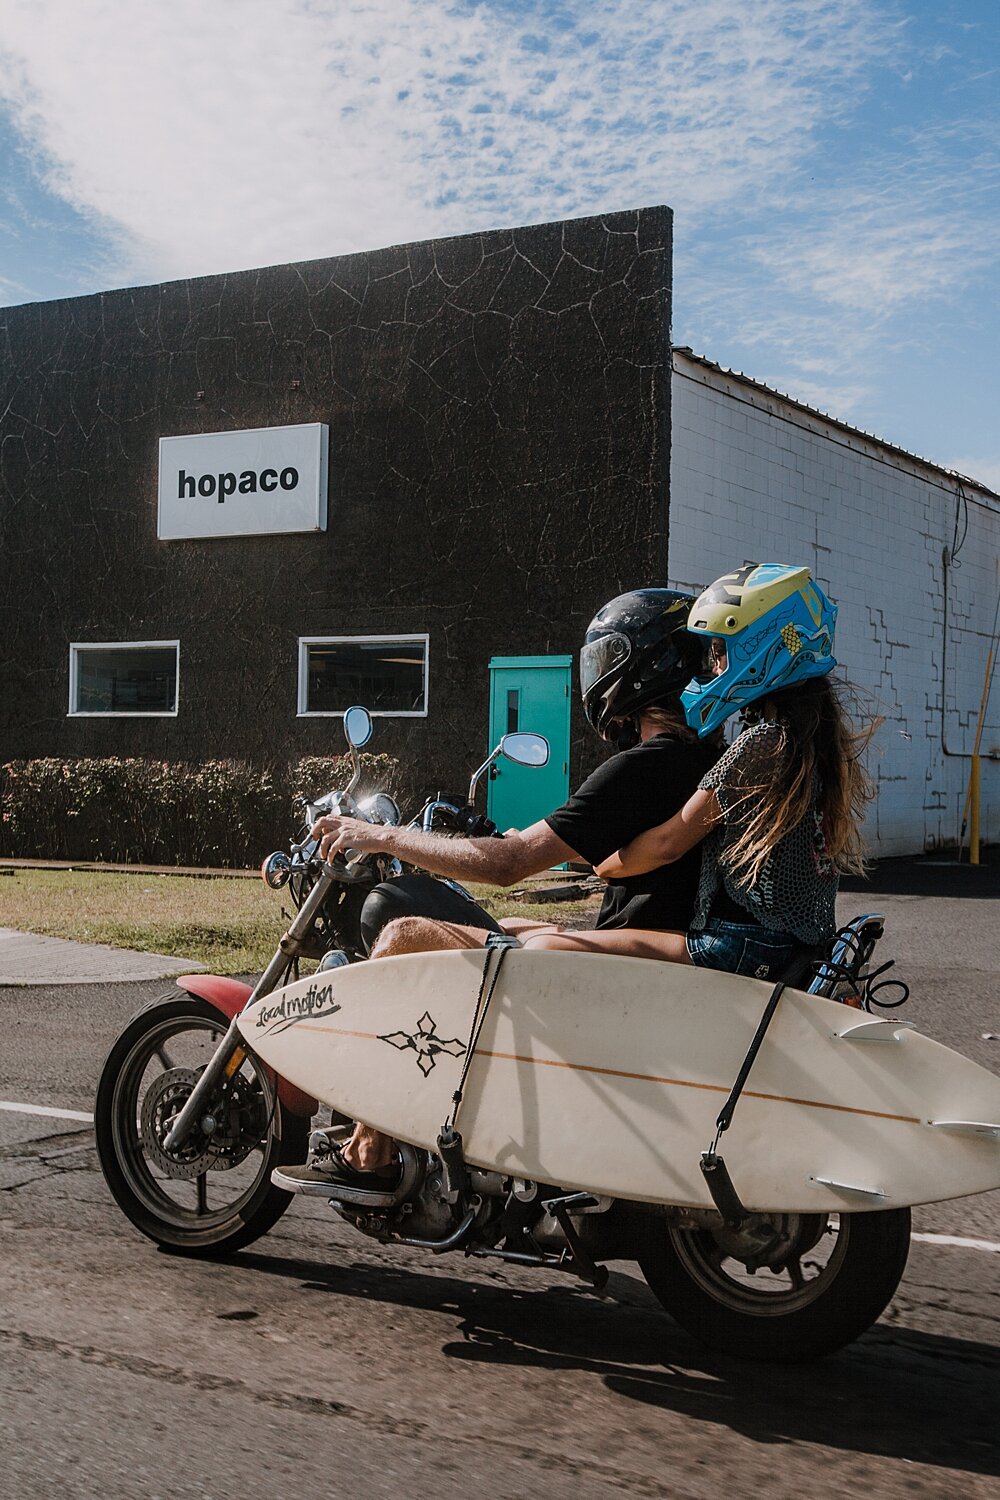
[{"x1": 310, "y1": 813, "x2": 579, "y2": 887}]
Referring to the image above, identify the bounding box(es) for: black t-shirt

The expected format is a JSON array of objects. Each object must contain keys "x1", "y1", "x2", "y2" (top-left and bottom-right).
[{"x1": 545, "y1": 734, "x2": 718, "y2": 931}]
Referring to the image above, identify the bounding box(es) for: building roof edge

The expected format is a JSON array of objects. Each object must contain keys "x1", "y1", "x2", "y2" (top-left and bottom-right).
[{"x1": 672, "y1": 346, "x2": 999, "y2": 504}]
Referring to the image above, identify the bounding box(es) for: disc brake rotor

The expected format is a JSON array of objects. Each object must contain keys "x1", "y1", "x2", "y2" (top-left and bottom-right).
[{"x1": 140, "y1": 1068, "x2": 268, "y2": 1179}]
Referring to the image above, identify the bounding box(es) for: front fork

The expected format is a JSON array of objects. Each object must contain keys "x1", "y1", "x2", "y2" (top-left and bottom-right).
[{"x1": 163, "y1": 865, "x2": 338, "y2": 1152}]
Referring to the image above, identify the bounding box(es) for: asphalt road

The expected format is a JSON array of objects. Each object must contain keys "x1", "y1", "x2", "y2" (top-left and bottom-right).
[{"x1": 1, "y1": 872, "x2": 998, "y2": 1500}]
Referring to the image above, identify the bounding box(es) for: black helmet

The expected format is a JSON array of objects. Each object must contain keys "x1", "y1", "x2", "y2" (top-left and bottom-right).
[{"x1": 580, "y1": 588, "x2": 699, "y2": 744}]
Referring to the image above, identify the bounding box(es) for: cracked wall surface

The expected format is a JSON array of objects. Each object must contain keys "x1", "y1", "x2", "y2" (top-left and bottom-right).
[
  {"x1": 0, "y1": 208, "x2": 672, "y2": 796},
  {"x1": 669, "y1": 350, "x2": 1000, "y2": 856}
]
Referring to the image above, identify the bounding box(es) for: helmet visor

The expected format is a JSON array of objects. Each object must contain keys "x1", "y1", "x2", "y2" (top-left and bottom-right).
[
  {"x1": 579, "y1": 631, "x2": 631, "y2": 699},
  {"x1": 689, "y1": 636, "x2": 728, "y2": 685}
]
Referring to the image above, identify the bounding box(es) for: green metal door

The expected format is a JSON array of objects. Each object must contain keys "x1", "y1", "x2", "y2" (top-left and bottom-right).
[{"x1": 487, "y1": 656, "x2": 572, "y2": 832}]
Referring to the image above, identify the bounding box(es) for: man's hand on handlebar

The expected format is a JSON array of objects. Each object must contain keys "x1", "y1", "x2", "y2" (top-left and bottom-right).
[{"x1": 311, "y1": 814, "x2": 387, "y2": 863}]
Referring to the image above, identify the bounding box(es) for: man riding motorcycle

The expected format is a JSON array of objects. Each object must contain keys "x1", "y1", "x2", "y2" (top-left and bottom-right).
[{"x1": 303, "y1": 588, "x2": 721, "y2": 1182}]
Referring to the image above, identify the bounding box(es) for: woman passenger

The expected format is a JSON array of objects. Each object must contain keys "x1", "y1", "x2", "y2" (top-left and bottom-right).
[{"x1": 561, "y1": 562, "x2": 877, "y2": 979}]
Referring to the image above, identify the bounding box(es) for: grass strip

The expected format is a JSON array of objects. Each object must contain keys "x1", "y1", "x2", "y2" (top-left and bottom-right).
[{"x1": 0, "y1": 869, "x2": 597, "y2": 975}]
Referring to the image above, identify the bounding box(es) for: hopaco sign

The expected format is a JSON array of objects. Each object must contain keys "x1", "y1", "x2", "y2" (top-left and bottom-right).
[{"x1": 157, "y1": 424, "x2": 328, "y2": 540}]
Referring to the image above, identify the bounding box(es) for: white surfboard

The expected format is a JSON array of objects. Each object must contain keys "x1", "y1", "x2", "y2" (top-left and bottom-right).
[{"x1": 237, "y1": 949, "x2": 1000, "y2": 1214}]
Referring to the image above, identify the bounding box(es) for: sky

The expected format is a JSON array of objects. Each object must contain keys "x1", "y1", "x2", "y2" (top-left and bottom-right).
[{"x1": 0, "y1": 0, "x2": 997, "y2": 487}]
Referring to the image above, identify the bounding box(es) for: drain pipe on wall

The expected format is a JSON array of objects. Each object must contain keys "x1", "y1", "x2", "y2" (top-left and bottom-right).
[{"x1": 941, "y1": 544, "x2": 1000, "y2": 862}]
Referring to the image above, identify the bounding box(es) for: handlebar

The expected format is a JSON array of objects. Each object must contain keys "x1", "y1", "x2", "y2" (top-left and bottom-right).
[{"x1": 419, "y1": 797, "x2": 502, "y2": 838}]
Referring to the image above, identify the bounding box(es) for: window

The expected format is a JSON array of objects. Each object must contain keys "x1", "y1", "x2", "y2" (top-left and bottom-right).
[
  {"x1": 298, "y1": 635, "x2": 428, "y2": 717},
  {"x1": 69, "y1": 641, "x2": 179, "y2": 716}
]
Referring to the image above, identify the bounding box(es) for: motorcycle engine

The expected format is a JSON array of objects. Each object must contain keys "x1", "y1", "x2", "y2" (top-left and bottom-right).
[{"x1": 395, "y1": 1160, "x2": 506, "y2": 1242}]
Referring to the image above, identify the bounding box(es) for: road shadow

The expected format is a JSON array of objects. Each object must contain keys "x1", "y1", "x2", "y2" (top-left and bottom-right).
[
  {"x1": 841, "y1": 848, "x2": 1000, "y2": 900},
  {"x1": 235, "y1": 1249, "x2": 999, "y2": 1479}
]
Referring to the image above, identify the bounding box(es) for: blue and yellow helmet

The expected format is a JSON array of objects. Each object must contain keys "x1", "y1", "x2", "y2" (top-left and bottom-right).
[{"x1": 680, "y1": 563, "x2": 838, "y2": 737}]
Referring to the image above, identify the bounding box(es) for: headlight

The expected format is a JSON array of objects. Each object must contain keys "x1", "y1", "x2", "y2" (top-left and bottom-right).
[
  {"x1": 357, "y1": 793, "x2": 401, "y2": 826},
  {"x1": 261, "y1": 851, "x2": 292, "y2": 889}
]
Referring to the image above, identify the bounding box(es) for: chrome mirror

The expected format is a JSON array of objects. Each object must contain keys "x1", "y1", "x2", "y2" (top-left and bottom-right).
[
  {"x1": 468, "y1": 730, "x2": 551, "y2": 805},
  {"x1": 343, "y1": 704, "x2": 373, "y2": 749},
  {"x1": 500, "y1": 732, "x2": 549, "y2": 768}
]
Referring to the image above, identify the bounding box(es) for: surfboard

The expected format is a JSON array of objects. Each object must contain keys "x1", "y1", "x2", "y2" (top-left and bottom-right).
[{"x1": 237, "y1": 949, "x2": 1000, "y2": 1213}]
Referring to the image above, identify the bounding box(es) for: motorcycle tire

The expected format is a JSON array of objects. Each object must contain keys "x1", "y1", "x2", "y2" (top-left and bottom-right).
[
  {"x1": 638, "y1": 1206, "x2": 911, "y2": 1362},
  {"x1": 95, "y1": 992, "x2": 311, "y2": 1257}
]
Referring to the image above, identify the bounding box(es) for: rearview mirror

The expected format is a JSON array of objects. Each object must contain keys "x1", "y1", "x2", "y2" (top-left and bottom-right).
[
  {"x1": 500, "y1": 732, "x2": 549, "y2": 768},
  {"x1": 343, "y1": 704, "x2": 373, "y2": 749}
]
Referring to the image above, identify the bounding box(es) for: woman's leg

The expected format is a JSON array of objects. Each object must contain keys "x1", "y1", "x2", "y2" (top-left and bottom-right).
[
  {"x1": 498, "y1": 916, "x2": 563, "y2": 939},
  {"x1": 521, "y1": 926, "x2": 692, "y2": 963}
]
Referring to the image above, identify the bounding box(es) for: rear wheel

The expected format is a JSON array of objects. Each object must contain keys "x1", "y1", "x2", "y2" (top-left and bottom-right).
[
  {"x1": 95, "y1": 993, "x2": 311, "y2": 1255},
  {"x1": 639, "y1": 1207, "x2": 910, "y2": 1361}
]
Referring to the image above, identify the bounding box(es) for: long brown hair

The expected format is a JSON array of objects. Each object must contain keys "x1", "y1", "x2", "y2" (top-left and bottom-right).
[{"x1": 720, "y1": 676, "x2": 878, "y2": 883}]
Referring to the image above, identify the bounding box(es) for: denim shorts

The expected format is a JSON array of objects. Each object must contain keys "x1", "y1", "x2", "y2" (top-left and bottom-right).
[{"x1": 686, "y1": 918, "x2": 803, "y2": 982}]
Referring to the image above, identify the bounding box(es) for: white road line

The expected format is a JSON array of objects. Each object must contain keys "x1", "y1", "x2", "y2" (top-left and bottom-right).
[
  {"x1": 912, "y1": 1232, "x2": 1000, "y2": 1254},
  {"x1": 0, "y1": 1100, "x2": 94, "y2": 1123}
]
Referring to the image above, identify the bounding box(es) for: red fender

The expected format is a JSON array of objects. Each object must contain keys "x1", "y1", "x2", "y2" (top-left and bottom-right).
[{"x1": 175, "y1": 974, "x2": 318, "y2": 1119}]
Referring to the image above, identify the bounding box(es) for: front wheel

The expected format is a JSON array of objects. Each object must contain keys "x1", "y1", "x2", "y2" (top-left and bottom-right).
[
  {"x1": 95, "y1": 993, "x2": 310, "y2": 1256},
  {"x1": 639, "y1": 1207, "x2": 911, "y2": 1361}
]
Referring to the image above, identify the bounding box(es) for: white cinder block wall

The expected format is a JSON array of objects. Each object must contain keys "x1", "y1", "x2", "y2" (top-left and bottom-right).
[{"x1": 669, "y1": 351, "x2": 1000, "y2": 857}]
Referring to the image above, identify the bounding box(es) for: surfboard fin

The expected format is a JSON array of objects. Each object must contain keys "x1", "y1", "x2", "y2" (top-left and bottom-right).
[
  {"x1": 809, "y1": 1176, "x2": 885, "y2": 1200},
  {"x1": 836, "y1": 1019, "x2": 916, "y2": 1042},
  {"x1": 927, "y1": 1120, "x2": 1000, "y2": 1139}
]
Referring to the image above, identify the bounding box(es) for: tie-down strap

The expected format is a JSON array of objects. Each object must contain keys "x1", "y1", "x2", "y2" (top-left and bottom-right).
[{"x1": 442, "y1": 932, "x2": 520, "y2": 1133}]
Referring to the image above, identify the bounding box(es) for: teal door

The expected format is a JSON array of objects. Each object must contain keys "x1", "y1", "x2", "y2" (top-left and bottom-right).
[{"x1": 487, "y1": 656, "x2": 572, "y2": 832}]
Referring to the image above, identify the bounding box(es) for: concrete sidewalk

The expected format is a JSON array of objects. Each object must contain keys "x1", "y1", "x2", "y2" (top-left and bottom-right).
[{"x1": 0, "y1": 928, "x2": 204, "y2": 986}]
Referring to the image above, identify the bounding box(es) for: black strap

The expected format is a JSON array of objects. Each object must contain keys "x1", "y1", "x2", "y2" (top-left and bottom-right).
[
  {"x1": 710, "y1": 980, "x2": 786, "y2": 1150},
  {"x1": 699, "y1": 978, "x2": 788, "y2": 1227},
  {"x1": 443, "y1": 934, "x2": 518, "y2": 1132}
]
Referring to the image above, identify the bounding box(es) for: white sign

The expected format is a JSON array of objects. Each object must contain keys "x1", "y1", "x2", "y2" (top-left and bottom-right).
[{"x1": 158, "y1": 423, "x2": 328, "y2": 540}]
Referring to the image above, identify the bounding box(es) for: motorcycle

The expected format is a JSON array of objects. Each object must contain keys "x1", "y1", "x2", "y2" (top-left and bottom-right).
[{"x1": 97, "y1": 707, "x2": 953, "y2": 1363}]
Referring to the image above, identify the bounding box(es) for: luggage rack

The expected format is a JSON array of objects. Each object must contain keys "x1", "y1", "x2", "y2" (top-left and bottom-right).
[
  {"x1": 808, "y1": 913, "x2": 884, "y2": 1000},
  {"x1": 808, "y1": 913, "x2": 909, "y2": 1012}
]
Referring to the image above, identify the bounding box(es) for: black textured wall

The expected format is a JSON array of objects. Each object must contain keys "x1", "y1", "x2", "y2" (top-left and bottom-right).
[{"x1": 0, "y1": 207, "x2": 672, "y2": 801}]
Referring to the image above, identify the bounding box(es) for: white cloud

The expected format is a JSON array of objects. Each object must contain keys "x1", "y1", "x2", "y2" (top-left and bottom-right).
[
  {"x1": 753, "y1": 123, "x2": 999, "y2": 319},
  {"x1": 0, "y1": 0, "x2": 889, "y2": 283},
  {"x1": 676, "y1": 108, "x2": 999, "y2": 443},
  {"x1": 0, "y1": 0, "x2": 994, "y2": 476}
]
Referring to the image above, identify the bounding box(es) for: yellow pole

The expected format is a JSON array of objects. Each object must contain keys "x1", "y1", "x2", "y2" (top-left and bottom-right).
[
  {"x1": 961, "y1": 637, "x2": 994, "y2": 862},
  {"x1": 969, "y1": 754, "x2": 981, "y2": 865}
]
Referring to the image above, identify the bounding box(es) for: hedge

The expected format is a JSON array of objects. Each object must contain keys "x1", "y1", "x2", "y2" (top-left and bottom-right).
[{"x1": 0, "y1": 753, "x2": 401, "y2": 867}]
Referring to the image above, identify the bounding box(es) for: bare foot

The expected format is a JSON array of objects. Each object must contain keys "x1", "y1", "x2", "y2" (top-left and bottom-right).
[{"x1": 341, "y1": 1122, "x2": 395, "y2": 1172}]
